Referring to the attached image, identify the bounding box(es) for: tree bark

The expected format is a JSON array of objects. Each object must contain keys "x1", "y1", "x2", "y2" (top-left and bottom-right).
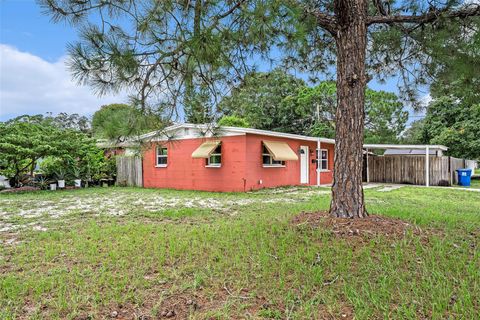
[{"x1": 330, "y1": 0, "x2": 368, "y2": 218}]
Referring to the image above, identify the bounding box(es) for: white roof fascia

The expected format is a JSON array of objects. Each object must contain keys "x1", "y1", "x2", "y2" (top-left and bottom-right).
[
  {"x1": 219, "y1": 125, "x2": 335, "y2": 144},
  {"x1": 363, "y1": 144, "x2": 448, "y2": 151},
  {"x1": 147, "y1": 123, "x2": 336, "y2": 144}
]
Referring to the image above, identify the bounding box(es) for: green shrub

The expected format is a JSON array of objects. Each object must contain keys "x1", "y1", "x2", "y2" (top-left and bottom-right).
[{"x1": 217, "y1": 115, "x2": 250, "y2": 128}]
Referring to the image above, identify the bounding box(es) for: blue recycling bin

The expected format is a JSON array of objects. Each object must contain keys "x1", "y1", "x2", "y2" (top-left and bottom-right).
[{"x1": 456, "y1": 169, "x2": 472, "y2": 187}]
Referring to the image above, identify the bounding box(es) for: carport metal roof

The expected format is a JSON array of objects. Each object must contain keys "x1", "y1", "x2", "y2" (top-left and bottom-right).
[{"x1": 363, "y1": 144, "x2": 448, "y2": 151}]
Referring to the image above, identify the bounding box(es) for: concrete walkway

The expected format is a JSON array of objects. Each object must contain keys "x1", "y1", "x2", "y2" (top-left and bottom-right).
[
  {"x1": 362, "y1": 182, "x2": 480, "y2": 192},
  {"x1": 317, "y1": 182, "x2": 480, "y2": 192}
]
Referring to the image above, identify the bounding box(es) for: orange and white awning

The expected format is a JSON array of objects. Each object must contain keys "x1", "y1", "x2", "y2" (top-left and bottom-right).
[
  {"x1": 263, "y1": 141, "x2": 298, "y2": 161},
  {"x1": 192, "y1": 141, "x2": 221, "y2": 158}
]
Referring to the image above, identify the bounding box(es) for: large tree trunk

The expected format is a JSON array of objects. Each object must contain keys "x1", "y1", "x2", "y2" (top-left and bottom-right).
[{"x1": 330, "y1": 0, "x2": 368, "y2": 218}]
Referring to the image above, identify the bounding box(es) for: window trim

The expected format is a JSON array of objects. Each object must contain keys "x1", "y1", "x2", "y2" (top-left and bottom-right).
[
  {"x1": 206, "y1": 144, "x2": 222, "y2": 168},
  {"x1": 155, "y1": 146, "x2": 168, "y2": 167},
  {"x1": 262, "y1": 145, "x2": 285, "y2": 167},
  {"x1": 317, "y1": 148, "x2": 329, "y2": 171}
]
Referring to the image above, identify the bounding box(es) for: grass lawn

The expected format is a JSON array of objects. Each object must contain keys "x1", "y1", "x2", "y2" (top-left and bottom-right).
[
  {"x1": 470, "y1": 178, "x2": 480, "y2": 189},
  {"x1": 0, "y1": 186, "x2": 479, "y2": 319}
]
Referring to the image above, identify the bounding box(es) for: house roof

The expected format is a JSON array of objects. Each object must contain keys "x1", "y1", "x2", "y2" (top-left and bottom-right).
[
  {"x1": 139, "y1": 123, "x2": 336, "y2": 144},
  {"x1": 97, "y1": 123, "x2": 448, "y2": 152}
]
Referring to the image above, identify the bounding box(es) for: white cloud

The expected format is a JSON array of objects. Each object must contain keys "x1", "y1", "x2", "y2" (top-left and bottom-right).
[
  {"x1": 419, "y1": 93, "x2": 432, "y2": 107},
  {"x1": 0, "y1": 44, "x2": 127, "y2": 120}
]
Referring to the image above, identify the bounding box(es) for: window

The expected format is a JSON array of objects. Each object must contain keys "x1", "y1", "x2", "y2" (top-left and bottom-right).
[
  {"x1": 206, "y1": 145, "x2": 222, "y2": 167},
  {"x1": 317, "y1": 149, "x2": 328, "y2": 170},
  {"x1": 262, "y1": 146, "x2": 285, "y2": 167},
  {"x1": 156, "y1": 146, "x2": 168, "y2": 167}
]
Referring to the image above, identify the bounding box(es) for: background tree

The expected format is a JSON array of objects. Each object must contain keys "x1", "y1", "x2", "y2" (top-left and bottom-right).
[
  {"x1": 220, "y1": 75, "x2": 407, "y2": 142},
  {"x1": 402, "y1": 97, "x2": 480, "y2": 160},
  {"x1": 364, "y1": 90, "x2": 408, "y2": 144},
  {"x1": 401, "y1": 119, "x2": 428, "y2": 145},
  {"x1": 217, "y1": 115, "x2": 250, "y2": 128},
  {"x1": 425, "y1": 15, "x2": 480, "y2": 106},
  {"x1": 0, "y1": 115, "x2": 117, "y2": 188},
  {"x1": 40, "y1": 0, "x2": 480, "y2": 218},
  {"x1": 422, "y1": 97, "x2": 480, "y2": 159},
  {"x1": 45, "y1": 112, "x2": 91, "y2": 134},
  {"x1": 285, "y1": 81, "x2": 337, "y2": 137},
  {"x1": 0, "y1": 116, "x2": 70, "y2": 187},
  {"x1": 217, "y1": 69, "x2": 307, "y2": 131},
  {"x1": 92, "y1": 104, "x2": 166, "y2": 140}
]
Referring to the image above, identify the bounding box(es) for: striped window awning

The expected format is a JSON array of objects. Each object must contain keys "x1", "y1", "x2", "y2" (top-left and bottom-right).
[
  {"x1": 192, "y1": 141, "x2": 221, "y2": 158},
  {"x1": 263, "y1": 141, "x2": 298, "y2": 161}
]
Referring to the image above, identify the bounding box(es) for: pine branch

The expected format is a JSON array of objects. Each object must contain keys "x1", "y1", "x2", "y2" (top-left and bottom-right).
[
  {"x1": 303, "y1": 6, "x2": 337, "y2": 35},
  {"x1": 367, "y1": 4, "x2": 480, "y2": 26}
]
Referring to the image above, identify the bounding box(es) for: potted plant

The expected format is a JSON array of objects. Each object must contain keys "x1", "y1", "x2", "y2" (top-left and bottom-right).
[
  {"x1": 72, "y1": 166, "x2": 82, "y2": 188},
  {"x1": 55, "y1": 168, "x2": 66, "y2": 189},
  {"x1": 49, "y1": 182, "x2": 57, "y2": 191},
  {"x1": 35, "y1": 177, "x2": 51, "y2": 190},
  {"x1": 84, "y1": 164, "x2": 92, "y2": 188}
]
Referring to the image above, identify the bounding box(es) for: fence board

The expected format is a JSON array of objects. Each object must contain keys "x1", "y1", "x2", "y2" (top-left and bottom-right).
[
  {"x1": 365, "y1": 155, "x2": 470, "y2": 186},
  {"x1": 116, "y1": 156, "x2": 143, "y2": 187}
]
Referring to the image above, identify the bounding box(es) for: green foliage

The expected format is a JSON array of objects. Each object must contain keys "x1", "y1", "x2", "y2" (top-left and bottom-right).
[
  {"x1": 1, "y1": 186, "x2": 479, "y2": 318},
  {"x1": 0, "y1": 115, "x2": 116, "y2": 187},
  {"x1": 44, "y1": 112, "x2": 91, "y2": 133},
  {"x1": 403, "y1": 97, "x2": 480, "y2": 160},
  {"x1": 423, "y1": 97, "x2": 480, "y2": 159},
  {"x1": 426, "y1": 17, "x2": 480, "y2": 105},
  {"x1": 34, "y1": 176, "x2": 52, "y2": 190},
  {"x1": 219, "y1": 71, "x2": 408, "y2": 142},
  {"x1": 364, "y1": 90, "x2": 409, "y2": 144},
  {"x1": 217, "y1": 115, "x2": 250, "y2": 128},
  {"x1": 217, "y1": 69, "x2": 306, "y2": 131},
  {"x1": 280, "y1": 81, "x2": 337, "y2": 137},
  {"x1": 92, "y1": 104, "x2": 165, "y2": 139},
  {"x1": 39, "y1": 157, "x2": 64, "y2": 179},
  {"x1": 401, "y1": 119, "x2": 429, "y2": 145},
  {"x1": 0, "y1": 116, "x2": 72, "y2": 187},
  {"x1": 309, "y1": 121, "x2": 336, "y2": 139},
  {"x1": 39, "y1": 0, "x2": 296, "y2": 118}
]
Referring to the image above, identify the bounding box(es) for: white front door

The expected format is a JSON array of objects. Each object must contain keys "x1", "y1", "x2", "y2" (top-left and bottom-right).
[{"x1": 300, "y1": 146, "x2": 309, "y2": 184}]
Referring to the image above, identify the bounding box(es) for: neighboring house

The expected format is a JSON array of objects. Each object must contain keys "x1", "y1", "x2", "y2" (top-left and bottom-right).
[{"x1": 138, "y1": 123, "x2": 335, "y2": 192}]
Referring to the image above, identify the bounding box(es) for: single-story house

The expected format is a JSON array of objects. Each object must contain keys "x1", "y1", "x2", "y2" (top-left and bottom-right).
[
  {"x1": 107, "y1": 123, "x2": 459, "y2": 191},
  {"x1": 136, "y1": 123, "x2": 335, "y2": 192}
]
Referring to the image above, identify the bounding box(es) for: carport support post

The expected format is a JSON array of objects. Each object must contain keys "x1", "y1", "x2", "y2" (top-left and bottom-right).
[
  {"x1": 366, "y1": 148, "x2": 370, "y2": 183},
  {"x1": 425, "y1": 146, "x2": 430, "y2": 187},
  {"x1": 316, "y1": 140, "x2": 321, "y2": 186}
]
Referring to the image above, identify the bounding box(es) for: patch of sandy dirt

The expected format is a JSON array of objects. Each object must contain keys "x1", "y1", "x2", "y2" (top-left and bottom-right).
[{"x1": 0, "y1": 188, "x2": 329, "y2": 233}]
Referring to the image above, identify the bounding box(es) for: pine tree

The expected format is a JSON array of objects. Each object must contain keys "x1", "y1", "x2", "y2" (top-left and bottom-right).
[{"x1": 40, "y1": 0, "x2": 480, "y2": 218}]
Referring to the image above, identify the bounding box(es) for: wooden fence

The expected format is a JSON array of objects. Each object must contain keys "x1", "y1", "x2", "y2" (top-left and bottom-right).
[
  {"x1": 116, "y1": 156, "x2": 143, "y2": 187},
  {"x1": 364, "y1": 155, "x2": 473, "y2": 186}
]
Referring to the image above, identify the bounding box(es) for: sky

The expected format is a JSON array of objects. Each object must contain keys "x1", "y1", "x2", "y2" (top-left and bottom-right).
[
  {"x1": 0, "y1": 0, "x2": 428, "y2": 123},
  {"x1": 0, "y1": 0, "x2": 126, "y2": 121}
]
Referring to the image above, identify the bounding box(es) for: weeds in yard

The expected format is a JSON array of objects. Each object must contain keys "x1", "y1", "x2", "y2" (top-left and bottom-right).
[{"x1": 0, "y1": 186, "x2": 479, "y2": 319}]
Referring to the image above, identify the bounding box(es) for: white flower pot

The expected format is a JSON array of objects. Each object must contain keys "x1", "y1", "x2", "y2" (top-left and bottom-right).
[
  {"x1": 58, "y1": 180, "x2": 65, "y2": 188},
  {"x1": 74, "y1": 179, "x2": 82, "y2": 188},
  {"x1": 49, "y1": 183, "x2": 57, "y2": 191}
]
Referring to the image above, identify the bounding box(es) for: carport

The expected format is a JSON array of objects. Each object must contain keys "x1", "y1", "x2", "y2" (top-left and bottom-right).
[{"x1": 363, "y1": 144, "x2": 449, "y2": 187}]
